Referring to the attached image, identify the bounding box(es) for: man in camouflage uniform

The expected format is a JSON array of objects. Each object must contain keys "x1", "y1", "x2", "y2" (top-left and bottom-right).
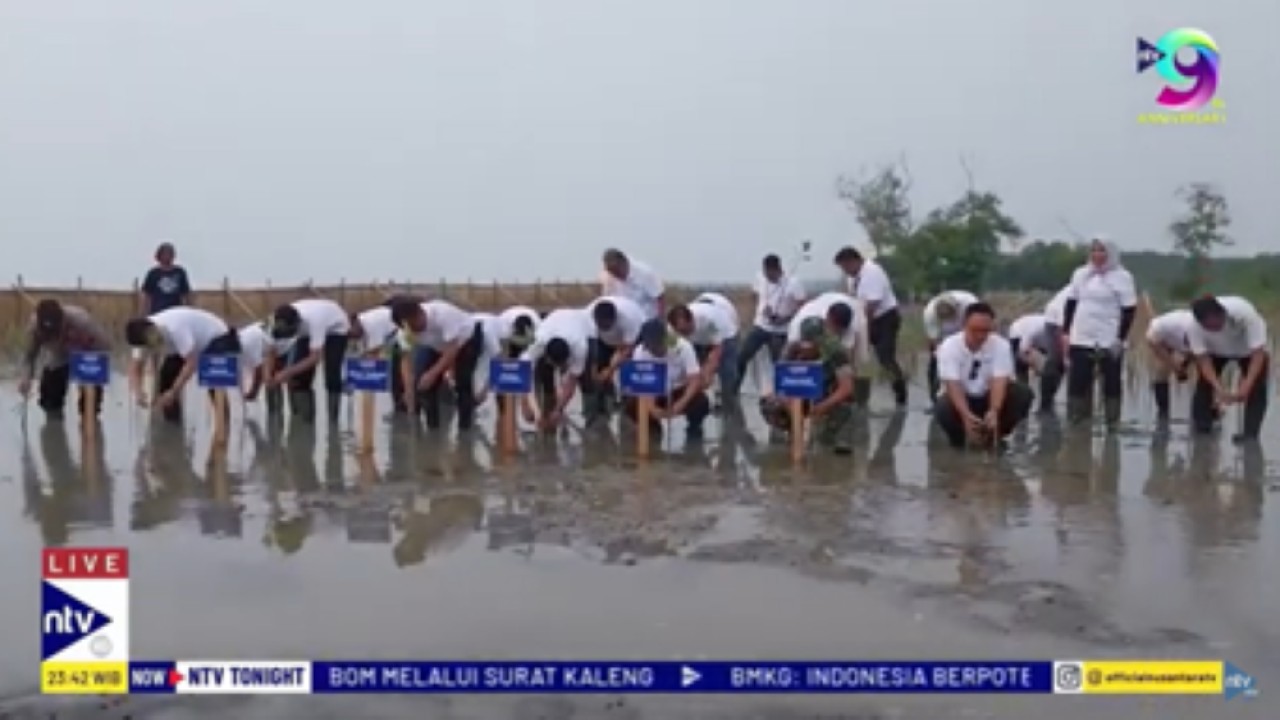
[{"x1": 759, "y1": 316, "x2": 856, "y2": 454}]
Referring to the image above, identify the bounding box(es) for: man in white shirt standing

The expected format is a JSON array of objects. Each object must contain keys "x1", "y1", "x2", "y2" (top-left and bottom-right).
[
  {"x1": 1144, "y1": 308, "x2": 1196, "y2": 421},
  {"x1": 922, "y1": 289, "x2": 979, "y2": 399},
  {"x1": 1186, "y1": 295, "x2": 1270, "y2": 443},
  {"x1": 622, "y1": 319, "x2": 709, "y2": 441},
  {"x1": 834, "y1": 246, "x2": 908, "y2": 407},
  {"x1": 667, "y1": 299, "x2": 740, "y2": 406},
  {"x1": 735, "y1": 254, "x2": 806, "y2": 395},
  {"x1": 601, "y1": 248, "x2": 665, "y2": 320},
  {"x1": 932, "y1": 302, "x2": 1033, "y2": 449}
]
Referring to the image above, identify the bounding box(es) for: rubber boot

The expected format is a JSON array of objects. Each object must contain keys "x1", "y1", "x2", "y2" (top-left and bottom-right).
[
  {"x1": 1233, "y1": 397, "x2": 1266, "y2": 444},
  {"x1": 1066, "y1": 396, "x2": 1091, "y2": 425},
  {"x1": 1103, "y1": 396, "x2": 1122, "y2": 431},
  {"x1": 326, "y1": 393, "x2": 342, "y2": 424},
  {"x1": 290, "y1": 389, "x2": 316, "y2": 424},
  {"x1": 1038, "y1": 372, "x2": 1061, "y2": 414},
  {"x1": 891, "y1": 379, "x2": 908, "y2": 407},
  {"x1": 853, "y1": 378, "x2": 873, "y2": 408},
  {"x1": 1151, "y1": 382, "x2": 1171, "y2": 421}
]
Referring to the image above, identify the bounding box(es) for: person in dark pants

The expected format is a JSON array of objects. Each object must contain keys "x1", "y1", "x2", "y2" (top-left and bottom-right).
[
  {"x1": 138, "y1": 241, "x2": 192, "y2": 315},
  {"x1": 1060, "y1": 237, "x2": 1137, "y2": 429},
  {"x1": 585, "y1": 296, "x2": 645, "y2": 418},
  {"x1": 735, "y1": 254, "x2": 806, "y2": 392},
  {"x1": 834, "y1": 246, "x2": 908, "y2": 407},
  {"x1": 266, "y1": 299, "x2": 352, "y2": 424},
  {"x1": 17, "y1": 300, "x2": 113, "y2": 420},
  {"x1": 622, "y1": 319, "x2": 711, "y2": 441},
  {"x1": 932, "y1": 303, "x2": 1034, "y2": 449},
  {"x1": 390, "y1": 299, "x2": 485, "y2": 431},
  {"x1": 1143, "y1": 308, "x2": 1195, "y2": 422},
  {"x1": 1185, "y1": 295, "x2": 1270, "y2": 444},
  {"x1": 379, "y1": 294, "x2": 425, "y2": 414},
  {"x1": 1007, "y1": 312, "x2": 1061, "y2": 414},
  {"x1": 518, "y1": 308, "x2": 596, "y2": 431},
  {"x1": 124, "y1": 307, "x2": 242, "y2": 423},
  {"x1": 1038, "y1": 285, "x2": 1071, "y2": 412}
]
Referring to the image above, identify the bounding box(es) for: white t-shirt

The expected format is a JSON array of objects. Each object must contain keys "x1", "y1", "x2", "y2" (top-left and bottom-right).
[
  {"x1": 1065, "y1": 266, "x2": 1138, "y2": 347},
  {"x1": 684, "y1": 302, "x2": 737, "y2": 346},
  {"x1": 844, "y1": 260, "x2": 898, "y2": 318},
  {"x1": 922, "y1": 290, "x2": 979, "y2": 341},
  {"x1": 290, "y1": 298, "x2": 351, "y2": 351},
  {"x1": 585, "y1": 295, "x2": 646, "y2": 347},
  {"x1": 520, "y1": 308, "x2": 595, "y2": 377},
  {"x1": 1043, "y1": 286, "x2": 1071, "y2": 327},
  {"x1": 751, "y1": 274, "x2": 806, "y2": 333},
  {"x1": 631, "y1": 337, "x2": 701, "y2": 392},
  {"x1": 150, "y1": 307, "x2": 230, "y2": 357},
  {"x1": 787, "y1": 292, "x2": 863, "y2": 349},
  {"x1": 602, "y1": 259, "x2": 664, "y2": 320},
  {"x1": 353, "y1": 306, "x2": 399, "y2": 354},
  {"x1": 498, "y1": 305, "x2": 541, "y2": 341},
  {"x1": 1007, "y1": 314, "x2": 1050, "y2": 352},
  {"x1": 1145, "y1": 310, "x2": 1194, "y2": 353},
  {"x1": 397, "y1": 301, "x2": 474, "y2": 351},
  {"x1": 936, "y1": 332, "x2": 1014, "y2": 397},
  {"x1": 1186, "y1": 297, "x2": 1268, "y2": 358},
  {"x1": 693, "y1": 292, "x2": 741, "y2": 335},
  {"x1": 238, "y1": 323, "x2": 271, "y2": 372}
]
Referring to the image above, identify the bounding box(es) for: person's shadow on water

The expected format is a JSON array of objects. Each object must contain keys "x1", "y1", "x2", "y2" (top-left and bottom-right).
[{"x1": 130, "y1": 424, "x2": 194, "y2": 532}]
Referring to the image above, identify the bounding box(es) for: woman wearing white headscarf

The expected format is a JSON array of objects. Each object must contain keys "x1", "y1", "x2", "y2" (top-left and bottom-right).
[{"x1": 1060, "y1": 237, "x2": 1138, "y2": 428}]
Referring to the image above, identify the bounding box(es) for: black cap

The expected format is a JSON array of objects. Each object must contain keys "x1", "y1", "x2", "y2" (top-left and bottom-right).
[
  {"x1": 34, "y1": 300, "x2": 64, "y2": 337},
  {"x1": 639, "y1": 319, "x2": 667, "y2": 353}
]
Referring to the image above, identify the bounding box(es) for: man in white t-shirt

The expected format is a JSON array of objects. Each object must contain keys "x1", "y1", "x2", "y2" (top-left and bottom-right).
[
  {"x1": 585, "y1": 295, "x2": 646, "y2": 418},
  {"x1": 124, "y1": 306, "x2": 240, "y2": 424},
  {"x1": 923, "y1": 289, "x2": 979, "y2": 399},
  {"x1": 932, "y1": 302, "x2": 1033, "y2": 449},
  {"x1": 736, "y1": 254, "x2": 806, "y2": 394},
  {"x1": 390, "y1": 299, "x2": 486, "y2": 432},
  {"x1": 787, "y1": 292, "x2": 872, "y2": 406},
  {"x1": 375, "y1": 293, "x2": 427, "y2": 415},
  {"x1": 601, "y1": 248, "x2": 665, "y2": 320},
  {"x1": 667, "y1": 300, "x2": 740, "y2": 405},
  {"x1": 1035, "y1": 284, "x2": 1072, "y2": 412},
  {"x1": 1186, "y1": 295, "x2": 1269, "y2": 442},
  {"x1": 520, "y1": 308, "x2": 595, "y2": 431},
  {"x1": 1144, "y1": 308, "x2": 1195, "y2": 420},
  {"x1": 1005, "y1": 312, "x2": 1061, "y2": 414},
  {"x1": 834, "y1": 246, "x2": 908, "y2": 406},
  {"x1": 497, "y1": 306, "x2": 541, "y2": 358},
  {"x1": 236, "y1": 322, "x2": 272, "y2": 404},
  {"x1": 759, "y1": 316, "x2": 857, "y2": 453},
  {"x1": 267, "y1": 298, "x2": 352, "y2": 423},
  {"x1": 622, "y1": 319, "x2": 709, "y2": 440}
]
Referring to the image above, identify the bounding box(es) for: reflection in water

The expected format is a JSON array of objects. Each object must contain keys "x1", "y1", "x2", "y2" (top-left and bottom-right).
[
  {"x1": 29, "y1": 420, "x2": 115, "y2": 545},
  {"x1": 264, "y1": 423, "x2": 319, "y2": 555},
  {"x1": 393, "y1": 487, "x2": 484, "y2": 568},
  {"x1": 868, "y1": 412, "x2": 906, "y2": 482},
  {"x1": 197, "y1": 444, "x2": 244, "y2": 539},
  {"x1": 132, "y1": 424, "x2": 196, "y2": 532}
]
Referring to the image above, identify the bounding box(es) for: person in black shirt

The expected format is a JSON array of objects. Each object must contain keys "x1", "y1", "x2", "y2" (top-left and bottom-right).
[{"x1": 138, "y1": 242, "x2": 192, "y2": 314}]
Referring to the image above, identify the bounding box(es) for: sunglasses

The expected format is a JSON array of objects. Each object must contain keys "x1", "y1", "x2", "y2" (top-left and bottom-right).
[{"x1": 969, "y1": 360, "x2": 983, "y2": 381}]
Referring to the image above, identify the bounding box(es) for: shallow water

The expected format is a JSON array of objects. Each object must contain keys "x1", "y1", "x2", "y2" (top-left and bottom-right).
[{"x1": 1, "y1": 372, "x2": 1276, "y2": 719}]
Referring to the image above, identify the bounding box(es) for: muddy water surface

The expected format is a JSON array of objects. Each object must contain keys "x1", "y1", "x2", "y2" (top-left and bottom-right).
[{"x1": 1, "y1": 376, "x2": 1277, "y2": 719}]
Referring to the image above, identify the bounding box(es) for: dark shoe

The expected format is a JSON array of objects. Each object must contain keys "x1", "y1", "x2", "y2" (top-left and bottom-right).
[{"x1": 892, "y1": 380, "x2": 908, "y2": 407}]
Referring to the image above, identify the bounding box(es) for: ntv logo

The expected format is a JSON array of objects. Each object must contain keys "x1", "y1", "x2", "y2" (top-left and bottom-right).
[{"x1": 41, "y1": 548, "x2": 130, "y2": 664}]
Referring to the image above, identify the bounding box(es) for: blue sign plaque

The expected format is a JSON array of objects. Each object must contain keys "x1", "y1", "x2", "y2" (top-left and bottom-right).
[
  {"x1": 197, "y1": 354, "x2": 241, "y2": 389},
  {"x1": 774, "y1": 362, "x2": 824, "y2": 401},
  {"x1": 345, "y1": 357, "x2": 391, "y2": 392},
  {"x1": 68, "y1": 351, "x2": 110, "y2": 387},
  {"x1": 490, "y1": 358, "x2": 533, "y2": 394},
  {"x1": 618, "y1": 359, "x2": 669, "y2": 397}
]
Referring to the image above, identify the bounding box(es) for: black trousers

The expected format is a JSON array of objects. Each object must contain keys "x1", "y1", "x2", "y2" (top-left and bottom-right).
[
  {"x1": 1066, "y1": 345, "x2": 1124, "y2": 401},
  {"x1": 154, "y1": 331, "x2": 243, "y2": 424},
  {"x1": 623, "y1": 386, "x2": 711, "y2": 432},
  {"x1": 1010, "y1": 337, "x2": 1064, "y2": 412},
  {"x1": 933, "y1": 383, "x2": 1034, "y2": 448},
  {"x1": 587, "y1": 339, "x2": 618, "y2": 412},
  {"x1": 419, "y1": 324, "x2": 484, "y2": 430},
  {"x1": 285, "y1": 334, "x2": 350, "y2": 422},
  {"x1": 868, "y1": 308, "x2": 907, "y2": 403},
  {"x1": 1191, "y1": 355, "x2": 1269, "y2": 437},
  {"x1": 37, "y1": 364, "x2": 104, "y2": 418}
]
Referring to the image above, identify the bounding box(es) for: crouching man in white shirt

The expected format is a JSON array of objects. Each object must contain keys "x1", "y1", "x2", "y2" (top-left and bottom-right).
[
  {"x1": 667, "y1": 299, "x2": 740, "y2": 406},
  {"x1": 932, "y1": 303, "x2": 1033, "y2": 449},
  {"x1": 1144, "y1": 309, "x2": 1196, "y2": 421},
  {"x1": 124, "y1": 307, "x2": 241, "y2": 424},
  {"x1": 622, "y1": 319, "x2": 710, "y2": 441},
  {"x1": 923, "y1": 289, "x2": 979, "y2": 399},
  {"x1": 1186, "y1": 295, "x2": 1270, "y2": 443}
]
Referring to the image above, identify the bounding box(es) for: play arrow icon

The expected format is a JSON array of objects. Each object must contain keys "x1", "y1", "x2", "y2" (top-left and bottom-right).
[
  {"x1": 681, "y1": 665, "x2": 701, "y2": 688},
  {"x1": 1136, "y1": 37, "x2": 1165, "y2": 73}
]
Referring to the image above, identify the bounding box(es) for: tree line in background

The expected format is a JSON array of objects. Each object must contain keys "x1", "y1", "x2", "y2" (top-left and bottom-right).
[{"x1": 835, "y1": 161, "x2": 1267, "y2": 305}]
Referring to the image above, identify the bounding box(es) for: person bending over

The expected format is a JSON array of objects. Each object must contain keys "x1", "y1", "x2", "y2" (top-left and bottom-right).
[
  {"x1": 622, "y1": 319, "x2": 710, "y2": 441},
  {"x1": 519, "y1": 308, "x2": 595, "y2": 432},
  {"x1": 759, "y1": 316, "x2": 857, "y2": 454},
  {"x1": 1144, "y1": 308, "x2": 1196, "y2": 422},
  {"x1": 125, "y1": 306, "x2": 240, "y2": 423},
  {"x1": 267, "y1": 298, "x2": 352, "y2": 423},
  {"x1": 18, "y1": 300, "x2": 113, "y2": 420},
  {"x1": 1186, "y1": 295, "x2": 1269, "y2": 443}
]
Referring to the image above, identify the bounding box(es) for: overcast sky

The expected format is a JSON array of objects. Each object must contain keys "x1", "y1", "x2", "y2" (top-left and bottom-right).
[{"x1": 1, "y1": 0, "x2": 1275, "y2": 286}]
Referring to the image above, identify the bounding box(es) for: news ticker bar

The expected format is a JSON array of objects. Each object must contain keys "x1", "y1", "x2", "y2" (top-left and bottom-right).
[{"x1": 40, "y1": 660, "x2": 1246, "y2": 696}]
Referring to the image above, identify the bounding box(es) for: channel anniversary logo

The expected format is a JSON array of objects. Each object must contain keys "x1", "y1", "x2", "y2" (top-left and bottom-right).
[
  {"x1": 41, "y1": 548, "x2": 130, "y2": 694},
  {"x1": 1136, "y1": 28, "x2": 1224, "y2": 125}
]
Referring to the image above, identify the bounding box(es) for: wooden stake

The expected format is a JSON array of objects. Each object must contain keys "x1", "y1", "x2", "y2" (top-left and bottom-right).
[
  {"x1": 500, "y1": 394, "x2": 517, "y2": 456},
  {"x1": 359, "y1": 390, "x2": 376, "y2": 454},
  {"x1": 636, "y1": 396, "x2": 652, "y2": 458},
  {"x1": 82, "y1": 385, "x2": 98, "y2": 444},
  {"x1": 212, "y1": 389, "x2": 229, "y2": 447},
  {"x1": 788, "y1": 398, "x2": 805, "y2": 464},
  {"x1": 209, "y1": 444, "x2": 229, "y2": 504}
]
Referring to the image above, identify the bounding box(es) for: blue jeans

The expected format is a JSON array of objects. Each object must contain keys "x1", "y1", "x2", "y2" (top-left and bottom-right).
[
  {"x1": 694, "y1": 337, "x2": 741, "y2": 397},
  {"x1": 734, "y1": 326, "x2": 786, "y2": 392}
]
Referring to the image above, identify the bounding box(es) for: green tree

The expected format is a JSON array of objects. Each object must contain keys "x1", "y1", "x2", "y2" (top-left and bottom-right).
[
  {"x1": 895, "y1": 188, "x2": 1024, "y2": 293},
  {"x1": 835, "y1": 159, "x2": 913, "y2": 256},
  {"x1": 1169, "y1": 183, "x2": 1232, "y2": 299}
]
